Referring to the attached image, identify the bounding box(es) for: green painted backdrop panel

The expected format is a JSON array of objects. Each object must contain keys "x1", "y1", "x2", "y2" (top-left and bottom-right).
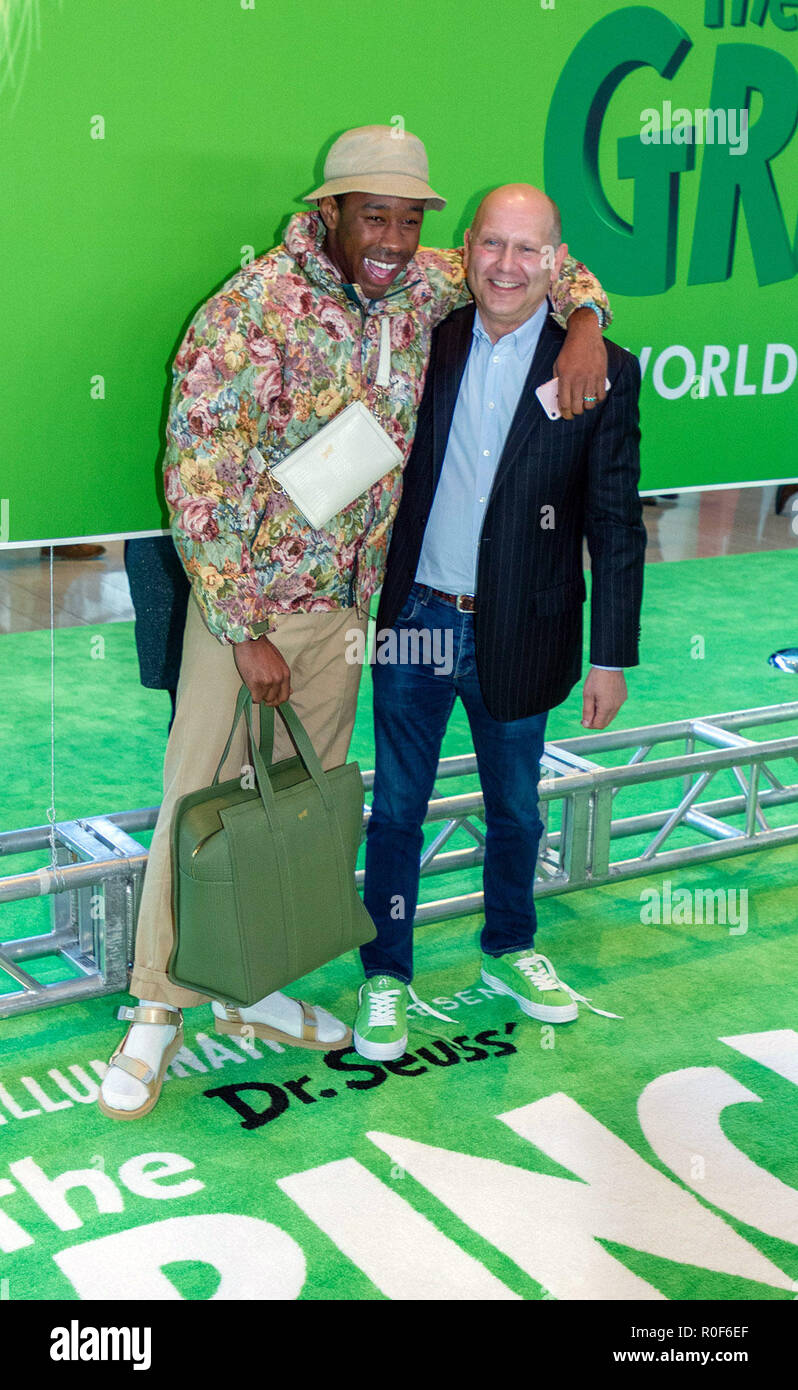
[{"x1": 2, "y1": 0, "x2": 796, "y2": 543}]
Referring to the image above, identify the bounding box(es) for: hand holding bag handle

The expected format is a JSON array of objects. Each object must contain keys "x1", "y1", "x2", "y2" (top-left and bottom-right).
[{"x1": 211, "y1": 684, "x2": 333, "y2": 815}]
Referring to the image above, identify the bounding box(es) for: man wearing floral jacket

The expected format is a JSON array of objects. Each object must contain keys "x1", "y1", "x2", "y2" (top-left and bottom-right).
[{"x1": 99, "y1": 125, "x2": 612, "y2": 1121}]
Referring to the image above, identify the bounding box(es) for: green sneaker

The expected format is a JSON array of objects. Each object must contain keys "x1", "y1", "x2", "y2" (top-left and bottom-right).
[
  {"x1": 481, "y1": 949, "x2": 579, "y2": 1022},
  {"x1": 354, "y1": 976, "x2": 409, "y2": 1060}
]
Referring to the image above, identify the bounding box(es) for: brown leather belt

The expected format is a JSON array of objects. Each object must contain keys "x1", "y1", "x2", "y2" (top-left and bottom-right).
[{"x1": 428, "y1": 588, "x2": 476, "y2": 613}]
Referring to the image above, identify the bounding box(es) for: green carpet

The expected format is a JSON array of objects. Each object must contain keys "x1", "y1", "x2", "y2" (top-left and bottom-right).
[{"x1": 0, "y1": 550, "x2": 797, "y2": 1300}]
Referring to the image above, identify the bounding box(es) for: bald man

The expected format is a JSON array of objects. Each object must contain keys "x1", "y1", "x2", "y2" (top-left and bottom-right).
[{"x1": 354, "y1": 185, "x2": 646, "y2": 1059}]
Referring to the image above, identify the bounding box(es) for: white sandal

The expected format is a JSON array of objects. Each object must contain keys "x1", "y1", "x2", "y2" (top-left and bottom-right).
[
  {"x1": 214, "y1": 1001, "x2": 351, "y2": 1051},
  {"x1": 98, "y1": 1004, "x2": 184, "y2": 1121}
]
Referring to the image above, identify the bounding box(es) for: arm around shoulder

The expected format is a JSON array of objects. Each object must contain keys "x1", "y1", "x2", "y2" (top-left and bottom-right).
[{"x1": 551, "y1": 253, "x2": 612, "y2": 330}]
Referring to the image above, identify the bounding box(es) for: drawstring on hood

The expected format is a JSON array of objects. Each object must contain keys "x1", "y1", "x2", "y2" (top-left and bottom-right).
[{"x1": 375, "y1": 316, "x2": 392, "y2": 387}]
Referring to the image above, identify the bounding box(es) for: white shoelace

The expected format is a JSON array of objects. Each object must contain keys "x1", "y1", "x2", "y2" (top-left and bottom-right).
[
  {"x1": 512, "y1": 952, "x2": 623, "y2": 1020},
  {"x1": 368, "y1": 987, "x2": 402, "y2": 1027},
  {"x1": 365, "y1": 982, "x2": 453, "y2": 1028},
  {"x1": 407, "y1": 984, "x2": 454, "y2": 1023},
  {"x1": 513, "y1": 955, "x2": 564, "y2": 992}
]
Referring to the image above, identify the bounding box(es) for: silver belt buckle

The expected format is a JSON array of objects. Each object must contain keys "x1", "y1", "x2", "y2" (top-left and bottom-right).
[{"x1": 456, "y1": 594, "x2": 474, "y2": 612}]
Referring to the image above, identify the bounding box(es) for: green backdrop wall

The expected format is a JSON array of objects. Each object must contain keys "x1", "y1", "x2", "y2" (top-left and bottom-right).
[{"x1": 2, "y1": 0, "x2": 797, "y2": 545}]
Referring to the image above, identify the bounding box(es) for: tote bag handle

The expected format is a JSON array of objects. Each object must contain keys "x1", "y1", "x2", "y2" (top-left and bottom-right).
[{"x1": 211, "y1": 684, "x2": 334, "y2": 816}]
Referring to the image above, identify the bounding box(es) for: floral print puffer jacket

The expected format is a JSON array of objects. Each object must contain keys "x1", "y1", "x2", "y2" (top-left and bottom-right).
[{"x1": 163, "y1": 210, "x2": 610, "y2": 643}]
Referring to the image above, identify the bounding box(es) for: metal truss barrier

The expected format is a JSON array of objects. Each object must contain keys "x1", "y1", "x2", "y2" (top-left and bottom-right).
[{"x1": 1, "y1": 701, "x2": 797, "y2": 1019}]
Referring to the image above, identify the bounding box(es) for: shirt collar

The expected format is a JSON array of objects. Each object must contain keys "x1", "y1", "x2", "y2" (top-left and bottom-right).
[{"x1": 472, "y1": 297, "x2": 550, "y2": 358}]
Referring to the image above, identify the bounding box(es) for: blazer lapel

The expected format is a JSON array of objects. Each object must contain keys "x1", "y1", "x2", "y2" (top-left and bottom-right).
[
  {"x1": 431, "y1": 303, "x2": 476, "y2": 486},
  {"x1": 488, "y1": 312, "x2": 564, "y2": 501}
]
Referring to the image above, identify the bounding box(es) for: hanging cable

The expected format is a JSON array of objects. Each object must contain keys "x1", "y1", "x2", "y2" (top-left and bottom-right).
[{"x1": 45, "y1": 545, "x2": 57, "y2": 870}]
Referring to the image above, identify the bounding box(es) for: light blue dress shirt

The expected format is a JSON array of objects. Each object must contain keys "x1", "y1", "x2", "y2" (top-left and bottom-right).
[
  {"x1": 414, "y1": 300, "x2": 620, "y2": 670},
  {"x1": 416, "y1": 300, "x2": 548, "y2": 595}
]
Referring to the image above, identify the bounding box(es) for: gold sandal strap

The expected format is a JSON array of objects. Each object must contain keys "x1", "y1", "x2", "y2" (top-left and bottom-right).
[
  {"x1": 117, "y1": 1004, "x2": 181, "y2": 1026},
  {"x1": 299, "y1": 1000, "x2": 317, "y2": 1040},
  {"x1": 110, "y1": 1052, "x2": 155, "y2": 1086}
]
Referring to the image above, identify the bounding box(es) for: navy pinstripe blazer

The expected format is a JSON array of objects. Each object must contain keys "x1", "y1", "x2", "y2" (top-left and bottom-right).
[{"x1": 376, "y1": 302, "x2": 647, "y2": 721}]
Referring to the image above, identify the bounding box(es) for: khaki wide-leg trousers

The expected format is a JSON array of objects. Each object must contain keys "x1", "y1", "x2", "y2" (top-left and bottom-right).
[{"x1": 130, "y1": 594, "x2": 369, "y2": 1008}]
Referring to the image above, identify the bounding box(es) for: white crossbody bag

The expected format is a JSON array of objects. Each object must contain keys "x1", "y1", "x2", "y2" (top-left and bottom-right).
[{"x1": 249, "y1": 400, "x2": 403, "y2": 532}]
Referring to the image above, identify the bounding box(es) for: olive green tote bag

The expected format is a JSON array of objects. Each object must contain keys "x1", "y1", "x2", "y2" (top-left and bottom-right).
[{"x1": 168, "y1": 683, "x2": 375, "y2": 1007}]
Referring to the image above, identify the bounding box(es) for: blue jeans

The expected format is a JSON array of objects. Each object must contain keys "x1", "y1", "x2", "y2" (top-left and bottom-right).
[{"x1": 361, "y1": 584, "x2": 548, "y2": 983}]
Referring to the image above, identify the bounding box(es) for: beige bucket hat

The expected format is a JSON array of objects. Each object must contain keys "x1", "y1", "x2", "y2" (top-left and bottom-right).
[{"x1": 304, "y1": 124, "x2": 446, "y2": 210}]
